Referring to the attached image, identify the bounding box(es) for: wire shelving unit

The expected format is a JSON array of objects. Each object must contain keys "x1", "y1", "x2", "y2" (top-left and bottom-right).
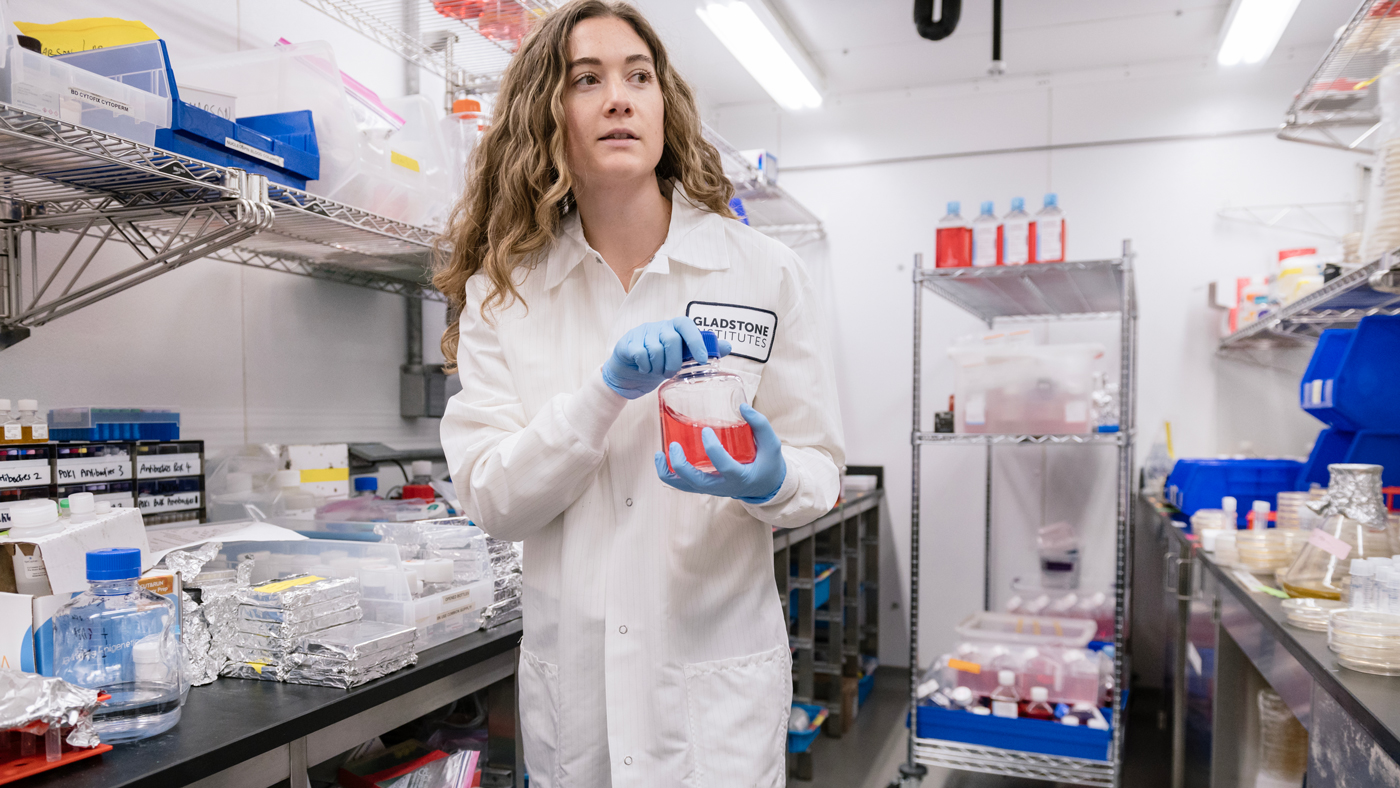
[
  {"x1": 902, "y1": 244, "x2": 1138, "y2": 788},
  {"x1": 0, "y1": 104, "x2": 441, "y2": 347},
  {"x1": 1278, "y1": 0, "x2": 1394, "y2": 154},
  {"x1": 1216, "y1": 254, "x2": 1400, "y2": 351}
]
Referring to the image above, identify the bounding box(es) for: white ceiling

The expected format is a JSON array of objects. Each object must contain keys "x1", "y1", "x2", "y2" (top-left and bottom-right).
[{"x1": 629, "y1": 0, "x2": 1359, "y2": 110}]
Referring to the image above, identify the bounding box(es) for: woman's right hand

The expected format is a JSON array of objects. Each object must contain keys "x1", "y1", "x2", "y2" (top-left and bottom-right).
[{"x1": 601, "y1": 317, "x2": 729, "y2": 399}]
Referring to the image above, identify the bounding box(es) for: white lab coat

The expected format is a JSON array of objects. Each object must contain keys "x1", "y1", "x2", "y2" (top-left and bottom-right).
[{"x1": 442, "y1": 185, "x2": 845, "y2": 788}]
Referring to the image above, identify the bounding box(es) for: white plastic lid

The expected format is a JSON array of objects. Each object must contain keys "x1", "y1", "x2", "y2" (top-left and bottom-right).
[
  {"x1": 998, "y1": 669, "x2": 1015, "y2": 685},
  {"x1": 1062, "y1": 715, "x2": 1081, "y2": 726},
  {"x1": 1030, "y1": 686, "x2": 1049, "y2": 702},
  {"x1": 411, "y1": 460, "x2": 433, "y2": 477},
  {"x1": 1352, "y1": 559, "x2": 1374, "y2": 576},
  {"x1": 1202, "y1": 530, "x2": 1219, "y2": 552},
  {"x1": 275, "y1": 469, "x2": 301, "y2": 488},
  {"x1": 951, "y1": 686, "x2": 973, "y2": 703},
  {"x1": 1024, "y1": 647, "x2": 1039, "y2": 659},
  {"x1": 971, "y1": 706, "x2": 991, "y2": 715},
  {"x1": 1253, "y1": 500, "x2": 1271, "y2": 513},
  {"x1": 1089, "y1": 717, "x2": 1109, "y2": 730},
  {"x1": 10, "y1": 499, "x2": 59, "y2": 529},
  {"x1": 226, "y1": 472, "x2": 253, "y2": 494},
  {"x1": 1222, "y1": 496, "x2": 1237, "y2": 512},
  {"x1": 68, "y1": 492, "x2": 95, "y2": 515},
  {"x1": 94, "y1": 501, "x2": 112, "y2": 514},
  {"x1": 0, "y1": 399, "x2": 9, "y2": 411},
  {"x1": 133, "y1": 638, "x2": 163, "y2": 664},
  {"x1": 422, "y1": 558, "x2": 453, "y2": 583},
  {"x1": 16, "y1": 399, "x2": 36, "y2": 411}
]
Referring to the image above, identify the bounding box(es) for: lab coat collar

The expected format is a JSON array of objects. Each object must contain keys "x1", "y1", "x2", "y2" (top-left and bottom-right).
[{"x1": 543, "y1": 182, "x2": 731, "y2": 290}]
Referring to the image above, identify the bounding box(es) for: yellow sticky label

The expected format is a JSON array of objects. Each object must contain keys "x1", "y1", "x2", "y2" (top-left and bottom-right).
[
  {"x1": 14, "y1": 17, "x2": 158, "y2": 56},
  {"x1": 300, "y1": 468, "x2": 349, "y2": 484},
  {"x1": 948, "y1": 658, "x2": 981, "y2": 675},
  {"x1": 254, "y1": 575, "x2": 325, "y2": 594},
  {"x1": 390, "y1": 151, "x2": 421, "y2": 172},
  {"x1": 248, "y1": 661, "x2": 267, "y2": 674},
  {"x1": 139, "y1": 575, "x2": 174, "y2": 595}
]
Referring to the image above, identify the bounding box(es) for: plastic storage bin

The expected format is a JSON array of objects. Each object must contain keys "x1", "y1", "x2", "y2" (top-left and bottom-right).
[
  {"x1": 953, "y1": 612, "x2": 1096, "y2": 648},
  {"x1": 915, "y1": 703, "x2": 1112, "y2": 761},
  {"x1": 948, "y1": 343, "x2": 1103, "y2": 434},
  {"x1": 360, "y1": 577, "x2": 494, "y2": 650},
  {"x1": 48, "y1": 408, "x2": 179, "y2": 442},
  {"x1": 787, "y1": 703, "x2": 827, "y2": 753},
  {"x1": 1165, "y1": 458, "x2": 1304, "y2": 525},
  {"x1": 789, "y1": 562, "x2": 835, "y2": 618},
  {"x1": 1300, "y1": 317, "x2": 1400, "y2": 432}
]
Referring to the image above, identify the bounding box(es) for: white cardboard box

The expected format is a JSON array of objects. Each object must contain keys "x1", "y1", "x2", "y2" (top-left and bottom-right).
[{"x1": 279, "y1": 443, "x2": 350, "y2": 500}]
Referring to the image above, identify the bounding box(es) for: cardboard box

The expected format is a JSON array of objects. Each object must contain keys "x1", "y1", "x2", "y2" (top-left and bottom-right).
[{"x1": 280, "y1": 443, "x2": 350, "y2": 500}]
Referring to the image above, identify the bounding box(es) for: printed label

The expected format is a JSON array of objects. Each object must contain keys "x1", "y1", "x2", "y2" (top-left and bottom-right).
[
  {"x1": 139, "y1": 575, "x2": 175, "y2": 595},
  {"x1": 1307, "y1": 527, "x2": 1352, "y2": 561},
  {"x1": 1037, "y1": 218, "x2": 1063, "y2": 261},
  {"x1": 254, "y1": 575, "x2": 326, "y2": 594},
  {"x1": 965, "y1": 394, "x2": 986, "y2": 426},
  {"x1": 442, "y1": 588, "x2": 474, "y2": 605},
  {"x1": 136, "y1": 492, "x2": 202, "y2": 514},
  {"x1": 68, "y1": 85, "x2": 131, "y2": 116},
  {"x1": 947, "y1": 658, "x2": 981, "y2": 675},
  {"x1": 1003, "y1": 222, "x2": 1029, "y2": 265},
  {"x1": 57, "y1": 458, "x2": 132, "y2": 482},
  {"x1": 3, "y1": 424, "x2": 19, "y2": 441},
  {"x1": 0, "y1": 462, "x2": 51, "y2": 488},
  {"x1": 136, "y1": 454, "x2": 201, "y2": 478},
  {"x1": 436, "y1": 602, "x2": 478, "y2": 623},
  {"x1": 991, "y1": 700, "x2": 1017, "y2": 718},
  {"x1": 19, "y1": 554, "x2": 47, "y2": 580},
  {"x1": 224, "y1": 137, "x2": 285, "y2": 168},
  {"x1": 1305, "y1": 379, "x2": 1333, "y2": 409},
  {"x1": 299, "y1": 468, "x2": 348, "y2": 484},
  {"x1": 30, "y1": 424, "x2": 47, "y2": 441},
  {"x1": 390, "y1": 151, "x2": 421, "y2": 172},
  {"x1": 686, "y1": 301, "x2": 778, "y2": 363},
  {"x1": 972, "y1": 224, "x2": 999, "y2": 267}
]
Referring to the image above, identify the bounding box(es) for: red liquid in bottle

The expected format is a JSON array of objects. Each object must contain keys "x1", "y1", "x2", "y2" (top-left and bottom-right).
[
  {"x1": 936, "y1": 226, "x2": 972, "y2": 268},
  {"x1": 661, "y1": 403, "x2": 756, "y2": 473}
]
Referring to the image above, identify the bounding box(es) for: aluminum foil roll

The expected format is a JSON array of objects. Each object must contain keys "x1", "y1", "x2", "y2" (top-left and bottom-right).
[
  {"x1": 1312, "y1": 464, "x2": 1387, "y2": 529},
  {"x1": 284, "y1": 653, "x2": 417, "y2": 689},
  {"x1": 0, "y1": 671, "x2": 102, "y2": 748},
  {"x1": 240, "y1": 575, "x2": 360, "y2": 609},
  {"x1": 239, "y1": 593, "x2": 359, "y2": 624},
  {"x1": 299, "y1": 620, "x2": 418, "y2": 661},
  {"x1": 235, "y1": 605, "x2": 363, "y2": 639}
]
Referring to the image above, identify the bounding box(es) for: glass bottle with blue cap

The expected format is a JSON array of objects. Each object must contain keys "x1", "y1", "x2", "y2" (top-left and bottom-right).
[{"x1": 657, "y1": 330, "x2": 755, "y2": 473}]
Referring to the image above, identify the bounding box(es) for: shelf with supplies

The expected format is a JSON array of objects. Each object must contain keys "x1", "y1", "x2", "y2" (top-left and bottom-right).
[
  {"x1": 916, "y1": 259, "x2": 1127, "y2": 325},
  {"x1": 913, "y1": 432, "x2": 1126, "y2": 446},
  {"x1": 1217, "y1": 255, "x2": 1400, "y2": 350},
  {"x1": 1278, "y1": 0, "x2": 1393, "y2": 153},
  {"x1": 0, "y1": 103, "x2": 442, "y2": 347}
]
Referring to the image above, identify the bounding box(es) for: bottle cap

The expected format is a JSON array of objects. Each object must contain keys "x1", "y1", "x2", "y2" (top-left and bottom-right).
[
  {"x1": 68, "y1": 492, "x2": 96, "y2": 515},
  {"x1": 354, "y1": 476, "x2": 379, "y2": 492},
  {"x1": 275, "y1": 469, "x2": 301, "y2": 488},
  {"x1": 947, "y1": 201, "x2": 960, "y2": 214},
  {"x1": 680, "y1": 331, "x2": 720, "y2": 363},
  {"x1": 980, "y1": 201, "x2": 995, "y2": 215},
  {"x1": 1062, "y1": 715, "x2": 1081, "y2": 726},
  {"x1": 16, "y1": 399, "x2": 36, "y2": 411},
  {"x1": 411, "y1": 460, "x2": 433, "y2": 478},
  {"x1": 1222, "y1": 496, "x2": 1237, "y2": 512},
  {"x1": 132, "y1": 638, "x2": 163, "y2": 664},
  {"x1": 1201, "y1": 530, "x2": 1219, "y2": 552},
  {"x1": 226, "y1": 472, "x2": 253, "y2": 494},
  {"x1": 10, "y1": 499, "x2": 59, "y2": 530},
  {"x1": 951, "y1": 686, "x2": 972, "y2": 703},
  {"x1": 1352, "y1": 559, "x2": 1374, "y2": 576},
  {"x1": 58, "y1": 499, "x2": 69, "y2": 512},
  {"x1": 452, "y1": 98, "x2": 481, "y2": 114},
  {"x1": 970, "y1": 706, "x2": 991, "y2": 715},
  {"x1": 1030, "y1": 686, "x2": 1048, "y2": 702},
  {"x1": 95, "y1": 501, "x2": 112, "y2": 514},
  {"x1": 1044, "y1": 193, "x2": 1058, "y2": 207},
  {"x1": 998, "y1": 669, "x2": 1015, "y2": 686},
  {"x1": 1011, "y1": 197, "x2": 1025, "y2": 211},
  {"x1": 86, "y1": 548, "x2": 141, "y2": 581}
]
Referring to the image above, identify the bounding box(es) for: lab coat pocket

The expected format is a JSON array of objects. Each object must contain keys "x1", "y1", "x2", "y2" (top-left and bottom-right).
[
  {"x1": 519, "y1": 648, "x2": 562, "y2": 788},
  {"x1": 681, "y1": 644, "x2": 791, "y2": 788}
]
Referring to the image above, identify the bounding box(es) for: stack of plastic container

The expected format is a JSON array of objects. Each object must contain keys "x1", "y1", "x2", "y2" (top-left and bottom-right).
[
  {"x1": 223, "y1": 575, "x2": 362, "y2": 681},
  {"x1": 1004, "y1": 586, "x2": 1113, "y2": 641},
  {"x1": 1235, "y1": 529, "x2": 1309, "y2": 575},
  {"x1": 1281, "y1": 597, "x2": 1344, "y2": 632},
  {"x1": 1329, "y1": 609, "x2": 1400, "y2": 675},
  {"x1": 284, "y1": 620, "x2": 418, "y2": 689}
]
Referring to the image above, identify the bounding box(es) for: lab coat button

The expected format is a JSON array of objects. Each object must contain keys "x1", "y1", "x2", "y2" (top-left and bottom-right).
[
  {"x1": 624, "y1": 756, "x2": 633, "y2": 766},
  {"x1": 625, "y1": 498, "x2": 633, "y2": 507},
  {"x1": 619, "y1": 625, "x2": 628, "y2": 634}
]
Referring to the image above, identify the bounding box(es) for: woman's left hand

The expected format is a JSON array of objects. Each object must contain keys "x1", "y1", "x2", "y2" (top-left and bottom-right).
[{"x1": 654, "y1": 404, "x2": 787, "y2": 503}]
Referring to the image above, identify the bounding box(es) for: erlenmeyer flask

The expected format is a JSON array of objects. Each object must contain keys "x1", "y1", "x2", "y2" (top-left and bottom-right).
[{"x1": 1281, "y1": 464, "x2": 1389, "y2": 600}]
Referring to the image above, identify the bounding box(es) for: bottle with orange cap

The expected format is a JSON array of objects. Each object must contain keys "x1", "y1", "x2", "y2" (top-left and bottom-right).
[{"x1": 442, "y1": 98, "x2": 485, "y2": 198}]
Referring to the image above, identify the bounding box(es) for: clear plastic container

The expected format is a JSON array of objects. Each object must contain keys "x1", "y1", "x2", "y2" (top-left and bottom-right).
[
  {"x1": 658, "y1": 332, "x2": 754, "y2": 473},
  {"x1": 1282, "y1": 464, "x2": 1389, "y2": 600},
  {"x1": 441, "y1": 97, "x2": 482, "y2": 201},
  {"x1": 53, "y1": 548, "x2": 181, "y2": 743},
  {"x1": 1236, "y1": 529, "x2": 1309, "y2": 575},
  {"x1": 1000, "y1": 197, "x2": 1032, "y2": 266},
  {"x1": 0, "y1": 38, "x2": 170, "y2": 143},
  {"x1": 990, "y1": 670, "x2": 1020, "y2": 718},
  {"x1": 935, "y1": 201, "x2": 972, "y2": 268},
  {"x1": 1031, "y1": 193, "x2": 1066, "y2": 263},
  {"x1": 1257, "y1": 689, "x2": 1308, "y2": 786},
  {"x1": 1037, "y1": 521, "x2": 1080, "y2": 589},
  {"x1": 48, "y1": 407, "x2": 179, "y2": 442},
  {"x1": 953, "y1": 611, "x2": 1096, "y2": 648},
  {"x1": 971, "y1": 201, "x2": 1000, "y2": 267},
  {"x1": 948, "y1": 342, "x2": 1104, "y2": 434}
]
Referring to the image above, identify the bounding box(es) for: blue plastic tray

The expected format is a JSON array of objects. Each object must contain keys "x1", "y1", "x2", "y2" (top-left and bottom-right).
[
  {"x1": 787, "y1": 703, "x2": 826, "y2": 753},
  {"x1": 915, "y1": 703, "x2": 1113, "y2": 761}
]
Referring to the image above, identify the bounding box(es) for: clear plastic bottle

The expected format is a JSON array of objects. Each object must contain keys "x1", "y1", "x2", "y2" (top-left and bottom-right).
[
  {"x1": 273, "y1": 469, "x2": 320, "y2": 518},
  {"x1": 1282, "y1": 464, "x2": 1390, "y2": 600},
  {"x1": 1016, "y1": 648, "x2": 1063, "y2": 699},
  {"x1": 441, "y1": 97, "x2": 483, "y2": 198},
  {"x1": 7, "y1": 499, "x2": 64, "y2": 596},
  {"x1": 1024, "y1": 686, "x2": 1056, "y2": 720},
  {"x1": 1032, "y1": 193, "x2": 1066, "y2": 263},
  {"x1": 971, "y1": 201, "x2": 1000, "y2": 267},
  {"x1": 53, "y1": 548, "x2": 182, "y2": 743},
  {"x1": 1348, "y1": 559, "x2": 1374, "y2": 609},
  {"x1": 935, "y1": 201, "x2": 972, "y2": 268},
  {"x1": 1000, "y1": 197, "x2": 1032, "y2": 266},
  {"x1": 0, "y1": 399, "x2": 19, "y2": 445},
  {"x1": 16, "y1": 399, "x2": 47, "y2": 444},
  {"x1": 658, "y1": 331, "x2": 755, "y2": 473},
  {"x1": 1250, "y1": 499, "x2": 1272, "y2": 530},
  {"x1": 1090, "y1": 373, "x2": 1121, "y2": 434},
  {"x1": 990, "y1": 669, "x2": 1020, "y2": 718}
]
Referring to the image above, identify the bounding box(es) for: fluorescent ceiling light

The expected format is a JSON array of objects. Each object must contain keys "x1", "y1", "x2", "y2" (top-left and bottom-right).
[
  {"x1": 696, "y1": 1, "x2": 823, "y2": 110},
  {"x1": 1217, "y1": 0, "x2": 1303, "y2": 66}
]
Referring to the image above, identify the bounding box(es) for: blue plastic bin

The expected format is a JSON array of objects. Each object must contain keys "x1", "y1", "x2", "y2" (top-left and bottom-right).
[
  {"x1": 790, "y1": 563, "x2": 836, "y2": 620},
  {"x1": 915, "y1": 704, "x2": 1113, "y2": 761},
  {"x1": 787, "y1": 703, "x2": 827, "y2": 753},
  {"x1": 1300, "y1": 317, "x2": 1400, "y2": 433},
  {"x1": 1166, "y1": 458, "x2": 1304, "y2": 526},
  {"x1": 858, "y1": 672, "x2": 875, "y2": 707},
  {"x1": 48, "y1": 408, "x2": 180, "y2": 442},
  {"x1": 1299, "y1": 428, "x2": 1400, "y2": 489}
]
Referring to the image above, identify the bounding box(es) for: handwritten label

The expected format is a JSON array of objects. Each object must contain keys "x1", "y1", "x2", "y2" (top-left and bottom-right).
[
  {"x1": 1308, "y1": 527, "x2": 1352, "y2": 561},
  {"x1": 57, "y1": 458, "x2": 131, "y2": 482},
  {"x1": 136, "y1": 492, "x2": 202, "y2": 514},
  {"x1": 0, "y1": 462, "x2": 51, "y2": 488},
  {"x1": 224, "y1": 137, "x2": 285, "y2": 168},
  {"x1": 136, "y1": 454, "x2": 201, "y2": 479}
]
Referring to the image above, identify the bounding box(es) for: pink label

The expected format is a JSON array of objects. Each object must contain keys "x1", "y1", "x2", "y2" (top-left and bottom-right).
[{"x1": 1307, "y1": 528, "x2": 1352, "y2": 560}]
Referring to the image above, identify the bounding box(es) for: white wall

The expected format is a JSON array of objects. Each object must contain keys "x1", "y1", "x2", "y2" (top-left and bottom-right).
[{"x1": 712, "y1": 57, "x2": 1357, "y2": 667}]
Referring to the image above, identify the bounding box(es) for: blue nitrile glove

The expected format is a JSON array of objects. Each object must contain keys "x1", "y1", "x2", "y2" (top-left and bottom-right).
[
  {"x1": 601, "y1": 317, "x2": 731, "y2": 399},
  {"x1": 654, "y1": 403, "x2": 787, "y2": 503}
]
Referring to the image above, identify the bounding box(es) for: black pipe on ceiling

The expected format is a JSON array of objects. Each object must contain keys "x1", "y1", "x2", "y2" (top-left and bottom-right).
[
  {"x1": 990, "y1": 0, "x2": 1004, "y2": 74},
  {"x1": 914, "y1": 0, "x2": 961, "y2": 41}
]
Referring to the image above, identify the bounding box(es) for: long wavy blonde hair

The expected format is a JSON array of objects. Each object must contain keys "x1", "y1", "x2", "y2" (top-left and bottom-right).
[{"x1": 434, "y1": 0, "x2": 735, "y2": 370}]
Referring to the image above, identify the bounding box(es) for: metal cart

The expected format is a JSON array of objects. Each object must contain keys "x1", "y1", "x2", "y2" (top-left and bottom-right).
[{"x1": 899, "y1": 242, "x2": 1138, "y2": 787}]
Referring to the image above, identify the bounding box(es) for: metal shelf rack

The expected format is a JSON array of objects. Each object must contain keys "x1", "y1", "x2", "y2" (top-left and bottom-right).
[
  {"x1": 0, "y1": 104, "x2": 441, "y2": 347},
  {"x1": 1216, "y1": 254, "x2": 1400, "y2": 350},
  {"x1": 903, "y1": 244, "x2": 1138, "y2": 788},
  {"x1": 1278, "y1": 0, "x2": 1392, "y2": 154}
]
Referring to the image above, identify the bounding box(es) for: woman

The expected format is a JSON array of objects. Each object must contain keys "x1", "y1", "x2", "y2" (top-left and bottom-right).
[{"x1": 437, "y1": 2, "x2": 844, "y2": 785}]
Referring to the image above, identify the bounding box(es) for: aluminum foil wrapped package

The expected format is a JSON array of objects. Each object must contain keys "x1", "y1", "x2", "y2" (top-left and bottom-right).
[
  {"x1": 299, "y1": 620, "x2": 418, "y2": 661},
  {"x1": 482, "y1": 595, "x2": 522, "y2": 628},
  {"x1": 181, "y1": 591, "x2": 219, "y2": 686},
  {"x1": 220, "y1": 660, "x2": 288, "y2": 682},
  {"x1": 165, "y1": 541, "x2": 222, "y2": 584},
  {"x1": 290, "y1": 643, "x2": 417, "y2": 674},
  {"x1": 229, "y1": 631, "x2": 300, "y2": 657},
  {"x1": 421, "y1": 521, "x2": 485, "y2": 549},
  {"x1": 240, "y1": 575, "x2": 359, "y2": 609},
  {"x1": 284, "y1": 652, "x2": 418, "y2": 689},
  {"x1": 225, "y1": 643, "x2": 295, "y2": 670},
  {"x1": 380, "y1": 748, "x2": 478, "y2": 788},
  {"x1": 0, "y1": 671, "x2": 103, "y2": 748},
  {"x1": 493, "y1": 573, "x2": 522, "y2": 602},
  {"x1": 240, "y1": 593, "x2": 359, "y2": 624},
  {"x1": 235, "y1": 605, "x2": 362, "y2": 639}
]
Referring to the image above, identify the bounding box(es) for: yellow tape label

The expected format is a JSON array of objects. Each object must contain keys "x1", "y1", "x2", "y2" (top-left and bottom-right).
[
  {"x1": 390, "y1": 151, "x2": 421, "y2": 172},
  {"x1": 254, "y1": 575, "x2": 325, "y2": 594},
  {"x1": 248, "y1": 661, "x2": 267, "y2": 674},
  {"x1": 300, "y1": 468, "x2": 349, "y2": 484}
]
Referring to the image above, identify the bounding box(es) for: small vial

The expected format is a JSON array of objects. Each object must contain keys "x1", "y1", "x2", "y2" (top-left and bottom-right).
[
  {"x1": 1377, "y1": 567, "x2": 1396, "y2": 615},
  {"x1": 1349, "y1": 559, "x2": 1374, "y2": 610},
  {"x1": 991, "y1": 670, "x2": 1020, "y2": 718},
  {"x1": 1250, "y1": 500, "x2": 1271, "y2": 530}
]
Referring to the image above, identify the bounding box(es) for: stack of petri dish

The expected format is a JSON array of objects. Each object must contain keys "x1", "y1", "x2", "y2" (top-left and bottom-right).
[
  {"x1": 1275, "y1": 490, "x2": 1321, "y2": 530},
  {"x1": 1281, "y1": 597, "x2": 1344, "y2": 632},
  {"x1": 1329, "y1": 609, "x2": 1400, "y2": 675},
  {"x1": 1236, "y1": 529, "x2": 1310, "y2": 575},
  {"x1": 1212, "y1": 531, "x2": 1240, "y2": 568}
]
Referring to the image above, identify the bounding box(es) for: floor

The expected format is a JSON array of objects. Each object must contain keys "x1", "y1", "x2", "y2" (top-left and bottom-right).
[{"x1": 798, "y1": 669, "x2": 1172, "y2": 788}]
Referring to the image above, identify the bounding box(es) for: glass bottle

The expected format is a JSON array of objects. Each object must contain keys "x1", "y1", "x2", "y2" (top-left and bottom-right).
[
  {"x1": 658, "y1": 331, "x2": 755, "y2": 473},
  {"x1": 53, "y1": 548, "x2": 182, "y2": 743},
  {"x1": 0, "y1": 399, "x2": 19, "y2": 445},
  {"x1": 1282, "y1": 464, "x2": 1390, "y2": 600}
]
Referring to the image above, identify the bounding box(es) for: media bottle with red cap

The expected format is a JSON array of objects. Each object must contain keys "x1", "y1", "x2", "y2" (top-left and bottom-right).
[{"x1": 658, "y1": 331, "x2": 756, "y2": 472}]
